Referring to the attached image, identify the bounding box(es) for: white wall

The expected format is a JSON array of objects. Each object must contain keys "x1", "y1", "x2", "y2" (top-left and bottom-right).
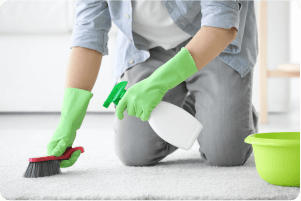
[
  {"x1": 252, "y1": 0, "x2": 300, "y2": 114},
  {"x1": 289, "y1": 0, "x2": 301, "y2": 114},
  {"x1": 290, "y1": 0, "x2": 301, "y2": 64}
]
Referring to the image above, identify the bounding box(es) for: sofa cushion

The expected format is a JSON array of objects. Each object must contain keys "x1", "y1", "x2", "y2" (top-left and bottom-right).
[{"x1": 0, "y1": 0, "x2": 76, "y2": 33}]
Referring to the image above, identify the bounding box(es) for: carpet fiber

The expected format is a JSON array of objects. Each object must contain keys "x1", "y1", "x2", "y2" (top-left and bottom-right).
[{"x1": 0, "y1": 128, "x2": 299, "y2": 200}]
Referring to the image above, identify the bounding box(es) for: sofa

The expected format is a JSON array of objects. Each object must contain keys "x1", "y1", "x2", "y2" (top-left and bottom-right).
[{"x1": 0, "y1": 0, "x2": 118, "y2": 112}]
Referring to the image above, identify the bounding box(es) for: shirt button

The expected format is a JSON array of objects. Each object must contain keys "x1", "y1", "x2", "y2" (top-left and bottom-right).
[
  {"x1": 125, "y1": 14, "x2": 130, "y2": 18},
  {"x1": 129, "y1": 59, "x2": 134, "y2": 64},
  {"x1": 128, "y1": 39, "x2": 132, "y2": 42}
]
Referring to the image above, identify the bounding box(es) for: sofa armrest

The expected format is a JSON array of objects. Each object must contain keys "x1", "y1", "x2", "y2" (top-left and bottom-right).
[
  {"x1": 0, "y1": 0, "x2": 118, "y2": 36},
  {"x1": 0, "y1": 1, "x2": 71, "y2": 33}
]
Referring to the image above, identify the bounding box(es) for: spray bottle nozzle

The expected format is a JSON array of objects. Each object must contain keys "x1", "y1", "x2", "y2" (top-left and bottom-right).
[{"x1": 103, "y1": 81, "x2": 128, "y2": 108}]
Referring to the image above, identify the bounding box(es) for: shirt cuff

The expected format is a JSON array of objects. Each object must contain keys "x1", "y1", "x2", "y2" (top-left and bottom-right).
[
  {"x1": 201, "y1": 1, "x2": 242, "y2": 55},
  {"x1": 70, "y1": 26, "x2": 109, "y2": 56},
  {"x1": 201, "y1": 1, "x2": 242, "y2": 32}
]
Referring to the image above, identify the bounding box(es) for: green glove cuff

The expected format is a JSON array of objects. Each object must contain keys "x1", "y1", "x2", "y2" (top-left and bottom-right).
[
  {"x1": 61, "y1": 88, "x2": 93, "y2": 128},
  {"x1": 147, "y1": 47, "x2": 198, "y2": 92}
]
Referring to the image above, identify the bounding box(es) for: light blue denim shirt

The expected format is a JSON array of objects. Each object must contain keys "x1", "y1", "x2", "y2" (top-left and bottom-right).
[{"x1": 70, "y1": 0, "x2": 258, "y2": 86}]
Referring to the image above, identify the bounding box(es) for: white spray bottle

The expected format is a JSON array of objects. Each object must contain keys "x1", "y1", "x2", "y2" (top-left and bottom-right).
[{"x1": 103, "y1": 81, "x2": 203, "y2": 150}]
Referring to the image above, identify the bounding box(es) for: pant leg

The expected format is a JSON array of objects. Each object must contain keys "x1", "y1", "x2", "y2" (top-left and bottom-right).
[
  {"x1": 184, "y1": 56, "x2": 259, "y2": 167},
  {"x1": 113, "y1": 46, "x2": 189, "y2": 166}
]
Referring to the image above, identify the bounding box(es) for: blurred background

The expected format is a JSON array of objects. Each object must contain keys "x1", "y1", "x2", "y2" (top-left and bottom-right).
[{"x1": 0, "y1": 0, "x2": 300, "y2": 132}]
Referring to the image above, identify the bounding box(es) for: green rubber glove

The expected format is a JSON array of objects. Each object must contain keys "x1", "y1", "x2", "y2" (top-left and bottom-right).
[
  {"x1": 116, "y1": 47, "x2": 198, "y2": 121},
  {"x1": 60, "y1": 150, "x2": 82, "y2": 168},
  {"x1": 47, "y1": 88, "x2": 93, "y2": 168}
]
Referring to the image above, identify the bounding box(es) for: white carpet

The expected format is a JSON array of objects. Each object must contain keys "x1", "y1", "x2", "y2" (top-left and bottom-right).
[{"x1": 0, "y1": 126, "x2": 299, "y2": 200}]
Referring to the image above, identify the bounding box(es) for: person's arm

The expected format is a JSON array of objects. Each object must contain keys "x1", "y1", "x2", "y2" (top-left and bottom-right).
[
  {"x1": 187, "y1": 0, "x2": 242, "y2": 71},
  {"x1": 66, "y1": 0, "x2": 112, "y2": 92},
  {"x1": 185, "y1": 26, "x2": 237, "y2": 71},
  {"x1": 65, "y1": 47, "x2": 103, "y2": 92}
]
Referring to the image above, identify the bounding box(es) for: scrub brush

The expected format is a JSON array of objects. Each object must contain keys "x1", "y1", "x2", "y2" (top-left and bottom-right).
[{"x1": 23, "y1": 146, "x2": 84, "y2": 178}]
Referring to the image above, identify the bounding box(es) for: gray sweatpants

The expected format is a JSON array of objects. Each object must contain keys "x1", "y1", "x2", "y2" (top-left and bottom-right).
[{"x1": 113, "y1": 37, "x2": 259, "y2": 167}]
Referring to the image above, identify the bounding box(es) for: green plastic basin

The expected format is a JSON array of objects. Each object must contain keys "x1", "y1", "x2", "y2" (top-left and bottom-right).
[{"x1": 245, "y1": 132, "x2": 300, "y2": 187}]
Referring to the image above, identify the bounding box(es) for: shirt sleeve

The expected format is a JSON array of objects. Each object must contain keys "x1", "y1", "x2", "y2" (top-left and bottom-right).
[
  {"x1": 201, "y1": 0, "x2": 245, "y2": 55},
  {"x1": 70, "y1": 0, "x2": 112, "y2": 56}
]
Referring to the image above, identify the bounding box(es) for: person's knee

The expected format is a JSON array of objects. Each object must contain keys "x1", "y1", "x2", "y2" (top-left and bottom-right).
[
  {"x1": 118, "y1": 156, "x2": 155, "y2": 167},
  {"x1": 201, "y1": 144, "x2": 253, "y2": 167},
  {"x1": 116, "y1": 144, "x2": 157, "y2": 167},
  {"x1": 207, "y1": 155, "x2": 249, "y2": 167},
  {"x1": 113, "y1": 112, "x2": 176, "y2": 167}
]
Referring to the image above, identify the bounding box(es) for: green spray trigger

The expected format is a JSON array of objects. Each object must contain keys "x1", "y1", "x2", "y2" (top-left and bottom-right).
[{"x1": 103, "y1": 81, "x2": 128, "y2": 108}]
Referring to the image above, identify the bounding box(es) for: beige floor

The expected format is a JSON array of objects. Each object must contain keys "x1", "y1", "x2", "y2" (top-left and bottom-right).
[{"x1": 0, "y1": 98, "x2": 300, "y2": 200}]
